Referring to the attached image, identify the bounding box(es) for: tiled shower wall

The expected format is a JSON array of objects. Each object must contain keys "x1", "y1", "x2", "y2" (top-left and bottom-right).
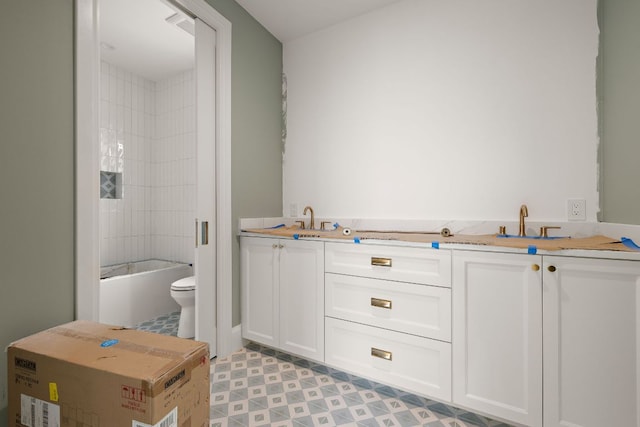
[{"x1": 99, "y1": 62, "x2": 195, "y2": 267}]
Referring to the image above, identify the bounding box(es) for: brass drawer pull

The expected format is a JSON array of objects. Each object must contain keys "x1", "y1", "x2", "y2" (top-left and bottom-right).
[
  {"x1": 371, "y1": 347, "x2": 392, "y2": 361},
  {"x1": 371, "y1": 257, "x2": 392, "y2": 267},
  {"x1": 370, "y1": 298, "x2": 392, "y2": 309}
]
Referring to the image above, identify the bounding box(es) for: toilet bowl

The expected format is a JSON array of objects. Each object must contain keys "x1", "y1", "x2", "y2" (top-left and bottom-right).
[{"x1": 170, "y1": 276, "x2": 196, "y2": 338}]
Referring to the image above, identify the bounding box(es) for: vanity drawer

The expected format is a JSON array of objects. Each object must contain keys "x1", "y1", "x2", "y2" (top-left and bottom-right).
[
  {"x1": 325, "y1": 273, "x2": 451, "y2": 341},
  {"x1": 325, "y1": 317, "x2": 452, "y2": 401},
  {"x1": 325, "y1": 242, "x2": 451, "y2": 287}
]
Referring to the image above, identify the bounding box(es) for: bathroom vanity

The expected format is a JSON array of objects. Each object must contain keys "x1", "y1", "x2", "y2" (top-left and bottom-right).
[{"x1": 240, "y1": 230, "x2": 640, "y2": 427}]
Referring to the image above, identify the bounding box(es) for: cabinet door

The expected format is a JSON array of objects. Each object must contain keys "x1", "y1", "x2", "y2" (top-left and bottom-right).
[
  {"x1": 543, "y1": 256, "x2": 640, "y2": 427},
  {"x1": 279, "y1": 239, "x2": 325, "y2": 362},
  {"x1": 240, "y1": 237, "x2": 279, "y2": 347},
  {"x1": 453, "y1": 251, "x2": 542, "y2": 427}
]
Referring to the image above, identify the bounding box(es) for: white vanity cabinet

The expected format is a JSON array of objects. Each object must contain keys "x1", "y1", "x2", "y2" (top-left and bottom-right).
[
  {"x1": 452, "y1": 251, "x2": 543, "y2": 427},
  {"x1": 240, "y1": 236, "x2": 325, "y2": 362},
  {"x1": 543, "y1": 256, "x2": 640, "y2": 427},
  {"x1": 324, "y1": 242, "x2": 453, "y2": 401},
  {"x1": 453, "y1": 250, "x2": 640, "y2": 427}
]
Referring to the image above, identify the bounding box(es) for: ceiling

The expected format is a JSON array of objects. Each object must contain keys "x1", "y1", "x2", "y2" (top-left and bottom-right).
[
  {"x1": 99, "y1": 0, "x2": 194, "y2": 82},
  {"x1": 235, "y1": 0, "x2": 406, "y2": 42},
  {"x1": 98, "y1": 0, "x2": 404, "y2": 81}
]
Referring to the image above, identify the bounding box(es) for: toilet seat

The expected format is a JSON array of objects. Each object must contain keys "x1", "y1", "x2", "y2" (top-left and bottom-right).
[{"x1": 171, "y1": 276, "x2": 196, "y2": 291}]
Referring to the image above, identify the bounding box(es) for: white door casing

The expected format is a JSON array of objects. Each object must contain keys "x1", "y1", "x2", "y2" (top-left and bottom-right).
[
  {"x1": 195, "y1": 18, "x2": 217, "y2": 353},
  {"x1": 75, "y1": 0, "x2": 233, "y2": 357}
]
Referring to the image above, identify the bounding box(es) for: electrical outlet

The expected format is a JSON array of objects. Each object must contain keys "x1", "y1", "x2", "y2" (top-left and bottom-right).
[
  {"x1": 289, "y1": 202, "x2": 298, "y2": 217},
  {"x1": 567, "y1": 199, "x2": 586, "y2": 221}
]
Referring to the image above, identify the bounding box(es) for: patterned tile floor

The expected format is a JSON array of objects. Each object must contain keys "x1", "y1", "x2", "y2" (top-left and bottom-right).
[
  {"x1": 136, "y1": 313, "x2": 513, "y2": 427},
  {"x1": 134, "y1": 311, "x2": 180, "y2": 336},
  {"x1": 210, "y1": 343, "x2": 513, "y2": 427}
]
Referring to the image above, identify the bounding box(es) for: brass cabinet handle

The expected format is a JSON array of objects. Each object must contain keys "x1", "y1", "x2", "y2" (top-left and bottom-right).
[
  {"x1": 370, "y1": 298, "x2": 392, "y2": 309},
  {"x1": 371, "y1": 347, "x2": 392, "y2": 361},
  {"x1": 548, "y1": 265, "x2": 557, "y2": 272},
  {"x1": 532, "y1": 264, "x2": 540, "y2": 271},
  {"x1": 371, "y1": 257, "x2": 392, "y2": 267}
]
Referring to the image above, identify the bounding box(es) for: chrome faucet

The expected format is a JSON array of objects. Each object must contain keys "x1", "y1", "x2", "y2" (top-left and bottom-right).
[
  {"x1": 518, "y1": 204, "x2": 529, "y2": 237},
  {"x1": 303, "y1": 206, "x2": 315, "y2": 230}
]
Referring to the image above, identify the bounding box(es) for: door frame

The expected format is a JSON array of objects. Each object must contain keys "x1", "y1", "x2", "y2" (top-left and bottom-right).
[{"x1": 75, "y1": 0, "x2": 233, "y2": 357}]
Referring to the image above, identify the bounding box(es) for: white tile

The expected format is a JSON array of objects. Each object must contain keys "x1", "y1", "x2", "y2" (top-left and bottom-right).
[
  {"x1": 109, "y1": 73, "x2": 117, "y2": 105},
  {"x1": 116, "y1": 105, "x2": 124, "y2": 133},
  {"x1": 124, "y1": 107, "x2": 132, "y2": 134},
  {"x1": 117, "y1": 76, "x2": 124, "y2": 106},
  {"x1": 100, "y1": 72, "x2": 109, "y2": 101},
  {"x1": 116, "y1": 237, "x2": 125, "y2": 265},
  {"x1": 108, "y1": 211, "x2": 117, "y2": 239},
  {"x1": 124, "y1": 79, "x2": 132, "y2": 107},
  {"x1": 109, "y1": 102, "x2": 117, "y2": 131}
]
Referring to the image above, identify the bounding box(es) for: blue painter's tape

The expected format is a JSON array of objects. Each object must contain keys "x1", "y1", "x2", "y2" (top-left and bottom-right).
[
  {"x1": 354, "y1": 237, "x2": 361, "y2": 244},
  {"x1": 621, "y1": 237, "x2": 640, "y2": 250},
  {"x1": 333, "y1": 223, "x2": 340, "y2": 229},
  {"x1": 100, "y1": 339, "x2": 119, "y2": 348},
  {"x1": 293, "y1": 234, "x2": 299, "y2": 240},
  {"x1": 432, "y1": 241, "x2": 440, "y2": 249},
  {"x1": 528, "y1": 245, "x2": 537, "y2": 255}
]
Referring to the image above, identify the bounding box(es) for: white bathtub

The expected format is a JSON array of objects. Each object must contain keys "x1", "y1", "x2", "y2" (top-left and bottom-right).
[{"x1": 99, "y1": 259, "x2": 193, "y2": 328}]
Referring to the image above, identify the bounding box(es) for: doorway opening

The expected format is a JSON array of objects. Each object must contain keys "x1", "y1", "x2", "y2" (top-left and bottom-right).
[{"x1": 75, "y1": 0, "x2": 233, "y2": 357}]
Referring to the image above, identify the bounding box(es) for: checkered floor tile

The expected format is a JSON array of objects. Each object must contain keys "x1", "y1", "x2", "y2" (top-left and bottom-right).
[
  {"x1": 134, "y1": 311, "x2": 180, "y2": 336},
  {"x1": 210, "y1": 343, "x2": 514, "y2": 427},
  {"x1": 135, "y1": 317, "x2": 514, "y2": 427}
]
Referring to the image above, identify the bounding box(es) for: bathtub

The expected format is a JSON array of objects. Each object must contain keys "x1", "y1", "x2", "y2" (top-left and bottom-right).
[{"x1": 99, "y1": 259, "x2": 193, "y2": 328}]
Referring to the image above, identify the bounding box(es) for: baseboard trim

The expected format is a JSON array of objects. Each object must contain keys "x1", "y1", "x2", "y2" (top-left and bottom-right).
[{"x1": 231, "y1": 324, "x2": 247, "y2": 353}]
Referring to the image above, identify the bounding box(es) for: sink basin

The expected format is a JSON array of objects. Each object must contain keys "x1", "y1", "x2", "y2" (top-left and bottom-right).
[{"x1": 497, "y1": 234, "x2": 569, "y2": 240}]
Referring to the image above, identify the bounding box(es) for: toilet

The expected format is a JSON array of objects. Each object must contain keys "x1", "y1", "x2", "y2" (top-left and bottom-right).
[{"x1": 170, "y1": 275, "x2": 196, "y2": 338}]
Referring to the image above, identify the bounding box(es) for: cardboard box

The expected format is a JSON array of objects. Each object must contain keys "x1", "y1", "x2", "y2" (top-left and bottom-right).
[{"x1": 7, "y1": 320, "x2": 209, "y2": 427}]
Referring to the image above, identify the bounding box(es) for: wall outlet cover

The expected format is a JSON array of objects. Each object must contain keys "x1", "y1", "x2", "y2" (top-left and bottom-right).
[{"x1": 567, "y1": 199, "x2": 586, "y2": 221}]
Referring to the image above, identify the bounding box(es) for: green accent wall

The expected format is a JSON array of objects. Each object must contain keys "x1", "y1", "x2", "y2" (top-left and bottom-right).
[
  {"x1": 0, "y1": 2, "x2": 76, "y2": 426},
  {"x1": 204, "y1": 0, "x2": 283, "y2": 326},
  {"x1": 599, "y1": 0, "x2": 640, "y2": 224}
]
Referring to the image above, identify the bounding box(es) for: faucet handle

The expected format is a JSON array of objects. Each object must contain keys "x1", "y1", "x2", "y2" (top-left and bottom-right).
[
  {"x1": 540, "y1": 226, "x2": 561, "y2": 238},
  {"x1": 295, "y1": 220, "x2": 306, "y2": 229},
  {"x1": 320, "y1": 221, "x2": 332, "y2": 231}
]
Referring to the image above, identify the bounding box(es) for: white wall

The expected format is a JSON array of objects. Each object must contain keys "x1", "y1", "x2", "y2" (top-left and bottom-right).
[
  {"x1": 283, "y1": 0, "x2": 599, "y2": 222},
  {"x1": 99, "y1": 62, "x2": 195, "y2": 266}
]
